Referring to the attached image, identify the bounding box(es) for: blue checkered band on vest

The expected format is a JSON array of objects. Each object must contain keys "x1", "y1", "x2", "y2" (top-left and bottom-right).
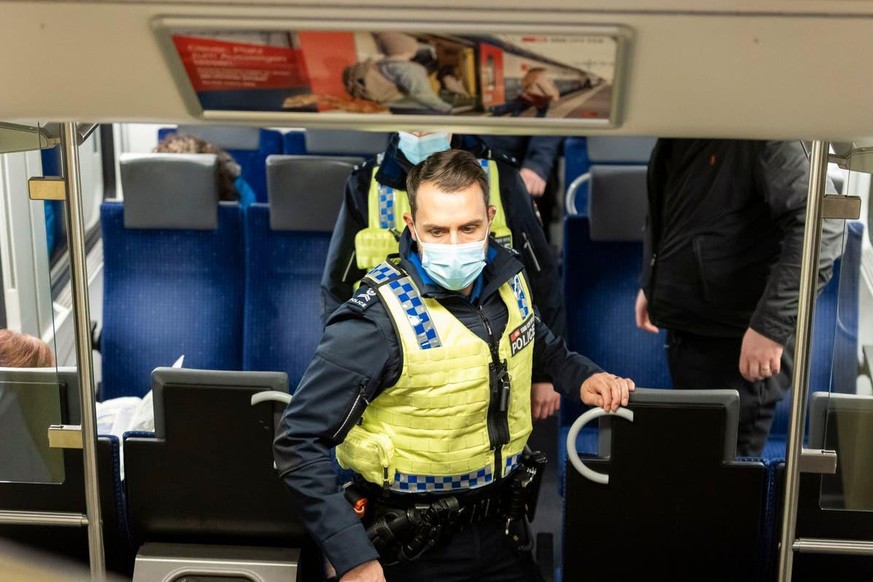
[
  {"x1": 478, "y1": 159, "x2": 490, "y2": 190},
  {"x1": 510, "y1": 274, "x2": 530, "y2": 319},
  {"x1": 365, "y1": 262, "x2": 401, "y2": 286},
  {"x1": 393, "y1": 465, "x2": 494, "y2": 492},
  {"x1": 387, "y1": 277, "x2": 441, "y2": 350},
  {"x1": 378, "y1": 184, "x2": 396, "y2": 229},
  {"x1": 503, "y1": 452, "x2": 522, "y2": 477}
]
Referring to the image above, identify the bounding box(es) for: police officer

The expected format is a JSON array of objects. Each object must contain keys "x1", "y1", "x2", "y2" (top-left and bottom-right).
[
  {"x1": 275, "y1": 150, "x2": 635, "y2": 582},
  {"x1": 321, "y1": 131, "x2": 566, "y2": 420}
]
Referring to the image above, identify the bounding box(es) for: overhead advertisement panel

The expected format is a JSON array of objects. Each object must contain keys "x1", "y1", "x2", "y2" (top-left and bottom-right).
[{"x1": 154, "y1": 21, "x2": 629, "y2": 130}]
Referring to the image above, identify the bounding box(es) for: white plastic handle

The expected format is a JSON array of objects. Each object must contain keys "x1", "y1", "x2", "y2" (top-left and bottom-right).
[
  {"x1": 565, "y1": 172, "x2": 591, "y2": 216},
  {"x1": 250, "y1": 392, "x2": 292, "y2": 407},
  {"x1": 566, "y1": 407, "x2": 634, "y2": 485}
]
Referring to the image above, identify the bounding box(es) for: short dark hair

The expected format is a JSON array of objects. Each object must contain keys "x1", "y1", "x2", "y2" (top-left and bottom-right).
[{"x1": 405, "y1": 149, "x2": 489, "y2": 217}]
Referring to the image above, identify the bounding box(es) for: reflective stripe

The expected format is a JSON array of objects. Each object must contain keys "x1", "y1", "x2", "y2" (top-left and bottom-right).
[
  {"x1": 377, "y1": 184, "x2": 396, "y2": 230},
  {"x1": 386, "y1": 277, "x2": 441, "y2": 350},
  {"x1": 391, "y1": 454, "x2": 521, "y2": 492},
  {"x1": 509, "y1": 274, "x2": 531, "y2": 320},
  {"x1": 365, "y1": 262, "x2": 400, "y2": 285}
]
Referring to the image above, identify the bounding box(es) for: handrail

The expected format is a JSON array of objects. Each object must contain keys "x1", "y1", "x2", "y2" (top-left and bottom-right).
[
  {"x1": 565, "y1": 172, "x2": 591, "y2": 216},
  {"x1": 565, "y1": 407, "x2": 634, "y2": 485}
]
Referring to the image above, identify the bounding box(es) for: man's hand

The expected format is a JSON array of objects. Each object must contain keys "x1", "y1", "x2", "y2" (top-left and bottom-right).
[
  {"x1": 635, "y1": 289, "x2": 659, "y2": 334},
  {"x1": 740, "y1": 328, "x2": 783, "y2": 382},
  {"x1": 340, "y1": 560, "x2": 385, "y2": 582},
  {"x1": 520, "y1": 168, "x2": 547, "y2": 197},
  {"x1": 531, "y1": 382, "x2": 561, "y2": 420},
  {"x1": 580, "y1": 372, "x2": 635, "y2": 412}
]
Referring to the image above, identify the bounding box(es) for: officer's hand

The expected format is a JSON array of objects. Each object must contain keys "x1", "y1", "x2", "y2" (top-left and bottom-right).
[
  {"x1": 531, "y1": 382, "x2": 561, "y2": 420},
  {"x1": 340, "y1": 560, "x2": 385, "y2": 582},
  {"x1": 740, "y1": 328, "x2": 783, "y2": 382},
  {"x1": 635, "y1": 289, "x2": 659, "y2": 334},
  {"x1": 580, "y1": 372, "x2": 635, "y2": 412},
  {"x1": 520, "y1": 168, "x2": 547, "y2": 197}
]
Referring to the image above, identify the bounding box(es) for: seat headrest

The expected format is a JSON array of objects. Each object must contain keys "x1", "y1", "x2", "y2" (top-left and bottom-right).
[
  {"x1": 267, "y1": 155, "x2": 364, "y2": 232},
  {"x1": 588, "y1": 165, "x2": 648, "y2": 242},
  {"x1": 587, "y1": 136, "x2": 657, "y2": 163},
  {"x1": 304, "y1": 130, "x2": 389, "y2": 155},
  {"x1": 176, "y1": 125, "x2": 261, "y2": 150},
  {"x1": 120, "y1": 153, "x2": 219, "y2": 230}
]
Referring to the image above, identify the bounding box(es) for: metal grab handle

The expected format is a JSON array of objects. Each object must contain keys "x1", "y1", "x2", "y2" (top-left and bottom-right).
[
  {"x1": 251, "y1": 392, "x2": 292, "y2": 407},
  {"x1": 566, "y1": 407, "x2": 634, "y2": 485},
  {"x1": 565, "y1": 172, "x2": 591, "y2": 216}
]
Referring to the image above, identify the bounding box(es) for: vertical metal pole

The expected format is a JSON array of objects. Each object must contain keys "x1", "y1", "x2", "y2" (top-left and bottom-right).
[
  {"x1": 777, "y1": 140, "x2": 829, "y2": 582},
  {"x1": 60, "y1": 122, "x2": 105, "y2": 581}
]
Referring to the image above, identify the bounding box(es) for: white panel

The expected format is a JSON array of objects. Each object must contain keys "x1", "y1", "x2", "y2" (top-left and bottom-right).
[{"x1": 2, "y1": 3, "x2": 873, "y2": 138}]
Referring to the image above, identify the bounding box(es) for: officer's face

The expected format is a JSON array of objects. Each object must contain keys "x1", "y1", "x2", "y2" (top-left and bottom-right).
[{"x1": 403, "y1": 180, "x2": 496, "y2": 245}]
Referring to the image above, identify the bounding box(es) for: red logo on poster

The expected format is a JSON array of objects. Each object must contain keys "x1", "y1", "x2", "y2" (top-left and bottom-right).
[{"x1": 173, "y1": 35, "x2": 309, "y2": 91}]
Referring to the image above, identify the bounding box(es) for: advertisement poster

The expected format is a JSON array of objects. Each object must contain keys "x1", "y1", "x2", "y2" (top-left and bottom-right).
[{"x1": 168, "y1": 29, "x2": 619, "y2": 121}]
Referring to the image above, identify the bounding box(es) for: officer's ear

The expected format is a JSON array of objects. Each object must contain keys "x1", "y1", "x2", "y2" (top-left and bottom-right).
[
  {"x1": 487, "y1": 205, "x2": 496, "y2": 224},
  {"x1": 402, "y1": 212, "x2": 416, "y2": 240}
]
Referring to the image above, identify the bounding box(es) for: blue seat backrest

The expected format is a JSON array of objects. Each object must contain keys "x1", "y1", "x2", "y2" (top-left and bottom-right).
[
  {"x1": 282, "y1": 129, "x2": 306, "y2": 155},
  {"x1": 244, "y1": 156, "x2": 360, "y2": 389},
  {"x1": 767, "y1": 221, "x2": 865, "y2": 452},
  {"x1": 561, "y1": 164, "x2": 672, "y2": 427},
  {"x1": 101, "y1": 156, "x2": 245, "y2": 399},
  {"x1": 158, "y1": 126, "x2": 283, "y2": 204}
]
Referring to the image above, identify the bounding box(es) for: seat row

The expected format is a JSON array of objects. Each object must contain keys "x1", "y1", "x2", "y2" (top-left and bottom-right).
[{"x1": 100, "y1": 152, "x2": 362, "y2": 400}]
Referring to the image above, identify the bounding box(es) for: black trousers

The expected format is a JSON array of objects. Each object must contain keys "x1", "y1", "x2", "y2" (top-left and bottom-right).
[
  {"x1": 666, "y1": 330, "x2": 792, "y2": 457},
  {"x1": 382, "y1": 518, "x2": 544, "y2": 582}
]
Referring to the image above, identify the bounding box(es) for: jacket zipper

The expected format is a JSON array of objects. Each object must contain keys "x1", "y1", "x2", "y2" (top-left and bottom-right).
[
  {"x1": 476, "y1": 304, "x2": 510, "y2": 482},
  {"x1": 332, "y1": 382, "x2": 369, "y2": 440}
]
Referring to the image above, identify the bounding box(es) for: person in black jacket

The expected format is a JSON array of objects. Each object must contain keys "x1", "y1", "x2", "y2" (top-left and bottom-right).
[
  {"x1": 635, "y1": 139, "x2": 843, "y2": 457},
  {"x1": 321, "y1": 132, "x2": 566, "y2": 421},
  {"x1": 276, "y1": 150, "x2": 634, "y2": 581}
]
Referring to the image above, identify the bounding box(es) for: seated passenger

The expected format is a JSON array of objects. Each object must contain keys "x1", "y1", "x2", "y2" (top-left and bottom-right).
[
  {"x1": 0, "y1": 329, "x2": 54, "y2": 368},
  {"x1": 154, "y1": 133, "x2": 256, "y2": 206}
]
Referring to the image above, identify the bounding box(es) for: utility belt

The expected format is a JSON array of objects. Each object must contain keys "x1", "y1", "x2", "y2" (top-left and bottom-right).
[{"x1": 344, "y1": 448, "x2": 547, "y2": 565}]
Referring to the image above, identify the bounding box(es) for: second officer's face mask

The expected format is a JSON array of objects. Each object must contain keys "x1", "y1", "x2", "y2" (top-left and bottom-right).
[
  {"x1": 398, "y1": 132, "x2": 452, "y2": 165},
  {"x1": 413, "y1": 225, "x2": 489, "y2": 291}
]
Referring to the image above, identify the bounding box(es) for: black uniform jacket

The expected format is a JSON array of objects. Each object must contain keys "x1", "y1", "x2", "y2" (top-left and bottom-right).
[
  {"x1": 641, "y1": 139, "x2": 844, "y2": 345},
  {"x1": 276, "y1": 232, "x2": 601, "y2": 578},
  {"x1": 319, "y1": 133, "x2": 567, "y2": 348}
]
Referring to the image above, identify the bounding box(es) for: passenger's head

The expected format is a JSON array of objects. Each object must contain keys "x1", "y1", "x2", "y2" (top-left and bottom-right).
[
  {"x1": 154, "y1": 133, "x2": 242, "y2": 202},
  {"x1": 0, "y1": 330, "x2": 55, "y2": 368},
  {"x1": 403, "y1": 149, "x2": 493, "y2": 246},
  {"x1": 373, "y1": 32, "x2": 419, "y2": 59}
]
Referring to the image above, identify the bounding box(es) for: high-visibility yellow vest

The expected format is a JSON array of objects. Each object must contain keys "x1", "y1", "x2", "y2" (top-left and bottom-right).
[
  {"x1": 336, "y1": 260, "x2": 534, "y2": 492},
  {"x1": 353, "y1": 159, "x2": 512, "y2": 273}
]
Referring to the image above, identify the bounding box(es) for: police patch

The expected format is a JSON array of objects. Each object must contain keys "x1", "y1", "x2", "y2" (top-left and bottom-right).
[
  {"x1": 509, "y1": 316, "x2": 535, "y2": 356},
  {"x1": 347, "y1": 287, "x2": 378, "y2": 312}
]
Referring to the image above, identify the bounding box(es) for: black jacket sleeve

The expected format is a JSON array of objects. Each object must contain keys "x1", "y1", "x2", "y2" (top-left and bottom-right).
[
  {"x1": 521, "y1": 136, "x2": 563, "y2": 181},
  {"x1": 531, "y1": 308, "x2": 602, "y2": 397},
  {"x1": 320, "y1": 169, "x2": 371, "y2": 325},
  {"x1": 498, "y1": 160, "x2": 568, "y2": 345},
  {"x1": 273, "y1": 300, "x2": 400, "y2": 578},
  {"x1": 750, "y1": 141, "x2": 844, "y2": 345}
]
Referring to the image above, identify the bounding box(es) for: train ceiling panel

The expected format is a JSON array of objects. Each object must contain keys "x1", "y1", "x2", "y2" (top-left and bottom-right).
[{"x1": 2, "y1": 1, "x2": 873, "y2": 139}]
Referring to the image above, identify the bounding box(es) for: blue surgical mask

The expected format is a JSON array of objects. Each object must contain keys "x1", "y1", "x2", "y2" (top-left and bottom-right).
[
  {"x1": 414, "y1": 226, "x2": 488, "y2": 291},
  {"x1": 398, "y1": 132, "x2": 451, "y2": 165}
]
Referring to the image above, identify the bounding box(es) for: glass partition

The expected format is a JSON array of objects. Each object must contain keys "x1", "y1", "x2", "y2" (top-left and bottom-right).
[
  {"x1": 817, "y1": 165, "x2": 873, "y2": 511},
  {"x1": 0, "y1": 121, "x2": 64, "y2": 484}
]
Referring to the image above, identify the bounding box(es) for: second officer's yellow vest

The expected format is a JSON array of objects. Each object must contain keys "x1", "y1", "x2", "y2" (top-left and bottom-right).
[
  {"x1": 336, "y1": 260, "x2": 535, "y2": 492},
  {"x1": 353, "y1": 159, "x2": 512, "y2": 273}
]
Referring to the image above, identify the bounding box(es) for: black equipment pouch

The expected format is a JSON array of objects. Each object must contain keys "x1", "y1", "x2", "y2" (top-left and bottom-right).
[
  {"x1": 501, "y1": 448, "x2": 547, "y2": 551},
  {"x1": 364, "y1": 495, "x2": 461, "y2": 565}
]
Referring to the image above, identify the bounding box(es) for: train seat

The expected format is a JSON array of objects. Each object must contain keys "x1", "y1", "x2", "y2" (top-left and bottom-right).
[
  {"x1": 562, "y1": 388, "x2": 769, "y2": 581},
  {"x1": 101, "y1": 153, "x2": 244, "y2": 399},
  {"x1": 0, "y1": 367, "x2": 134, "y2": 576},
  {"x1": 765, "y1": 221, "x2": 865, "y2": 459},
  {"x1": 243, "y1": 155, "x2": 362, "y2": 388},
  {"x1": 123, "y1": 368, "x2": 305, "y2": 580},
  {"x1": 301, "y1": 129, "x2": 390, "y2": 159},
  {"x1": 563, "y1": 136, "x2": 657, "y2": 217},
  {"x1": 559, "y1": 163, "x2": 672, "y2": 493},
  {"x1": 158, "y1": 125, "x2": 284, "y2": 203}
]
